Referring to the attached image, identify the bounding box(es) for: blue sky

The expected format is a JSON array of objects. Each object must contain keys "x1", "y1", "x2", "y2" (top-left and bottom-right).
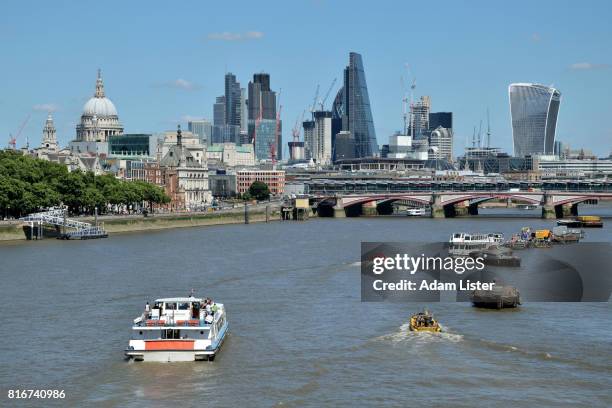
[{"x1": 1, "y1": 0, "x2": 611, "y2": 157}]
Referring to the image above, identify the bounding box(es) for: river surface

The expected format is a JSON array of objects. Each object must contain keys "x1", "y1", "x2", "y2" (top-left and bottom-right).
[{"x1": 1, "y1": 208, "x2": 611, "y2": 407}]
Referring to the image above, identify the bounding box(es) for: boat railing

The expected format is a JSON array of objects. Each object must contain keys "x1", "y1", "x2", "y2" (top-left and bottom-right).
[{"x1": 135, "y1": 318, "x2": 213, "y2": 328}]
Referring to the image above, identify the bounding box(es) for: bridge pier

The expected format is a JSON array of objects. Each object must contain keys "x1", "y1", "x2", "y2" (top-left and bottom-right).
[
  {"x1": 361, "y1": 201, "x2": 378, "y2": 216},
  {"x1": 431, "y1": 194, "x2": 446, "y2": 218},
  {"x1": 562, "y1": 203, "x2": 579, "y2": 217},
  {"x1": 541, "y1": 194, "x2": 559, "y2": 219},
  {"x1": 332, "y1": 197, "x2": 346, "y2": 218}
]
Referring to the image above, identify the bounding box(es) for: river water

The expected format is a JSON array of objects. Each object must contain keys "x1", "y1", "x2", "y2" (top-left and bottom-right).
[{"x1": 1, "y1": 208, "x2": 611, "y2": 407}]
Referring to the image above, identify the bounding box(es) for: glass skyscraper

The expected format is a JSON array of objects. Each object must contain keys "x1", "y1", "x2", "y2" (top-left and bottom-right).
[
  {"x1": 509, "y1": 83, "x2": 561, "y2": 157},
  {"x1": 248, "y1": 72, "x2": 281, "y2": 160},
  {"x1": 340, "y1": 52, "x2": 378, "y2": 158}
]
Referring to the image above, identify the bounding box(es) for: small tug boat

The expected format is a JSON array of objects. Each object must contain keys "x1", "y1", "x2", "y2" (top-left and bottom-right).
[
  {"x1": 125, "y1": 295, "x2": 228, "y2": 362},
  {"x1": 409, "y1": 310, "x2": 442, "y2": 333}
]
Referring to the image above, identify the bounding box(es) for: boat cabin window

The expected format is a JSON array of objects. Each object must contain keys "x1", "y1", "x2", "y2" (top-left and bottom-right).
[
  {"x1": 453, "y1": 233, "x2": 461, "y2": 238},
  {"x1": 162, "y1": 329, "x2": 181, "y2": 339},
  {"x1": 165, "y1": 302, "x2": 177, "y2": 310},
  {"x1": 178, "y1": 302, "x2": 190, "y2": 310}
]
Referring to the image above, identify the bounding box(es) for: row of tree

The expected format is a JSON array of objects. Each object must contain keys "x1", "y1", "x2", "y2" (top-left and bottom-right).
[{"x1": 0, "y1": 150, "x2": 170, "y2": 218}]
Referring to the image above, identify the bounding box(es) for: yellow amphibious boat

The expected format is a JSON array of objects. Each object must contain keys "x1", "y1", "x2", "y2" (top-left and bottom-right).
[{"x1": 409, "y1": 310, "x2": 441, "y2": 333}]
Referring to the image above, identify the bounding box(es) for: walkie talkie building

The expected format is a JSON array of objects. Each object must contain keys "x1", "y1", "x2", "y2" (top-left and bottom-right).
[{"x1": 509, "y1": 83, "x2": 561, "y2": 157}]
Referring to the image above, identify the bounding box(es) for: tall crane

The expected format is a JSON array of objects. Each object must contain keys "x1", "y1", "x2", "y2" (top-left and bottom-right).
[
  {"x1": 292, "y1": 110, "x2": 305, "y2": 142},
  {"x1": 319, "y1": 78, "x2": 337, "y2": 111},
  {"x1": 8, "y1": 114, "x2": 31, "y2": 149},
  {"x1": 310, "y1": 84, "x2": 320, "y2": 115}
]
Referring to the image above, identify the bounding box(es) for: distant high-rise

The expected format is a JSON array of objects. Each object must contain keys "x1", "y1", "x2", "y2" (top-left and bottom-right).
[
  {"x1": 409, "y1": 96, "x2": 430, "y2": 140},
  {"x1": 240, "y1": 88, "x2": 247, "y2": 133},
  {"x1": 247, "y1": 73, "x2": 281, "y2": 160},
  {"x1": 213, "y1": 96, "x2": 226, "y2": 127},
  {"x1": 509, "y1": 83, "x2": 561, "y2": 157},
  {"x1": 225, "y1": 73, "x2": 242, "y2": 127},
  {"x1": 248, "y1": 73, "x2": 276, "y2": 121},
  {"x1": 429, "y1": 126, "x2": 453, "y2": 161},
  {"x1": 340, "y1": 52, "x2": 378, "y2": 158},
  {"x1": 188, "y1": 120, "x2": 212, "y2": 146},
  {"x1": 429, "y1": 112, "x2": 452, "y2": 131}
]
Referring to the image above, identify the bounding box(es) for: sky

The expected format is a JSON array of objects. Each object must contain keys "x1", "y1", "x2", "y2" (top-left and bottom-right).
[{"x1": 1, "y1": 0, "x2": 611, "y2": 158}]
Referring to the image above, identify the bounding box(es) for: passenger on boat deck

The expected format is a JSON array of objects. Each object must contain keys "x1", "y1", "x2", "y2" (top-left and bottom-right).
[{"x1": 144, "y1": 302, "x2": 150, "y2": 318}]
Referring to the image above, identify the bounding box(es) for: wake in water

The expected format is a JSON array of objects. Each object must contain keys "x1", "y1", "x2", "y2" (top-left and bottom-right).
[{"x1": 375, "y1": 322, "x2": 464, "y2": 344}]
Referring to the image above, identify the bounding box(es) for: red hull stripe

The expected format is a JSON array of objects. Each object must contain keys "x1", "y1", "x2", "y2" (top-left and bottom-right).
[{"x1": 145, "y1": 340, "x2": 195, "y2": 350}]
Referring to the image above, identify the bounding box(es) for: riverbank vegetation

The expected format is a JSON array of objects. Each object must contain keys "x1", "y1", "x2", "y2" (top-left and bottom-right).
[{"x1": 0, "y1": 151, "x2": 169, "y2": 218}]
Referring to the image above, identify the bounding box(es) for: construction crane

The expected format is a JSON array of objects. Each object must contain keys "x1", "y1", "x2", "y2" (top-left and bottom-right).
[
  {"x1": 319, "y1": 78, "x2": 337, "y2": 111},
  {"x1": 292, "y1": 110, "x2": 305, "y2": 143},
  {"x1": 402, "y1": 64, "x2": 416, "y2": 137},
  {"x1": 8, "y1": 114, "x2": 31, "y2": 149},
  {"x1": 310, "y1": 84, "x2": 320, "y2": 114}
]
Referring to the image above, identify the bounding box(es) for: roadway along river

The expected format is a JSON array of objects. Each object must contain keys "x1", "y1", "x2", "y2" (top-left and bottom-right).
[{"x1": 1, "y1": 208, "x2": 611, "y2": 407}]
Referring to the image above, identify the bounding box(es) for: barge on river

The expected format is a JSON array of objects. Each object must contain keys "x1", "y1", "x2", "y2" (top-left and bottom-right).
[{"x1": 125, "y1": 296, "x2": 228, "y2": 362}]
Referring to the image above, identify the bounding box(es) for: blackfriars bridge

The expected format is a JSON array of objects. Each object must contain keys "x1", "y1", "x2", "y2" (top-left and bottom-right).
[{"x1": 310, "y1": 191, "x2": 612, "y2": 218}]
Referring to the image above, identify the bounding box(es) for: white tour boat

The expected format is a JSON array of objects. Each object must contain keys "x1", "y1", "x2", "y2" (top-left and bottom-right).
[
  {"x1": 125, "y1": 296, "x2": 228, "y2": 362},
  {"x1": 448, "y1": 232, "x2": 504, "y2": 256},
  {"x1": 406, "y1": 208, "x2": 431, "y2": 217},
  {"x1": 449, "y1": 232, "x2": 503, "y2": 245}
]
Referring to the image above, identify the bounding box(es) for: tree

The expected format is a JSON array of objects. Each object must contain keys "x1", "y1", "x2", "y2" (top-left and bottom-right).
[
  {"x1": 0, "y1": 151, "x2": 170, "y2": 216},
  {"x1": 248, "y1": 181, "x2": 270, "y2": 201}
]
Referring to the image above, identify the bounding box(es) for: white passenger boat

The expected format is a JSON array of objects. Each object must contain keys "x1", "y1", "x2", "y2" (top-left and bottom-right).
[
  {"x1": 449, "y1": 233, "x2": 503, "y2": 245},
  {"x1": 125, "y1": 296, "x2": 228, "y2": 362},
  {"x1": 449, "y1": 233, "x2": 504, "y2": 256},
  {"x1": 406, "y1": 208, "x2": 431, "y2": 216}
]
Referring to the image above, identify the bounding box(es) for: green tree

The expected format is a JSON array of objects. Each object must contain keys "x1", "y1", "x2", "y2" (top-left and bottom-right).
[{"x1": 248, "y1": 181, "x2": 270, "y2": 201}]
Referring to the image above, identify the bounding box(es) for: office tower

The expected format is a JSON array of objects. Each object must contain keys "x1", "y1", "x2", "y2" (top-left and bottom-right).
[
  {"x1": 240, "y1": 88, "x2": 247, "y2": 133},
  {"x1": 340, "y1": 52, "x2": 378, "y2": 158},
  {"x1": 212, "y1": 124, "x2": 240, "y2": 144},
  {"x1": 429, "y1": 112, "x2": 452, "y2": 131},
  {"x1": 288, "y1": 141, "x2": 305, "y2": 161},
  {"x1": 409, "y1": 96, "x2": 430, "y2": 140},
  {"x1": 331, "y1": 88, "x2": 346, "y2": 161},
  {"x1": 304, "y1": 111, "x2": 332, "y2": 165},
  {"x1": 509, "y1": 83, "x2": 561, "y2": 157},
  {"x1": 224, "y1": 73, "x2": 242, "y2": 127},
  {"x1": 213, "y1": 96, "x2": 226, "y2": 127},
  {"x1": 554, "y1": 140, "x2": 567, "y2": 158},
  {"x1": 303, "y1": 120, "x2": 315, "y2": 160},
  {"x1": 247, "y1": 73, "x2": 281, "y2": 161},
  {"x1": 334, "y1": 131, "x2": 355, "y2": 161},
  {"x1": 428, "y1": 126, "x2": 453, "y2": 161},
  {"x1": 188, "y1": 120, "x2": 212, "y2": 146}
]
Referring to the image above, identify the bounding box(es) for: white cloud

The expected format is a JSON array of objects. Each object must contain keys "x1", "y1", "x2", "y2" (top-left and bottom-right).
[
  {"x1": 570, "y1": 62, "x2": 611, "y2": 71},
  {"x1": 155, "y1": 79, "x2": 201, "y2": 91},
  {"x1": 33, "y1": 103, "x2": 59, "y2": 112},
  {"x1": 531, "y1": 33, "x2": 541, "y2": 42},
  {"x1": 207, "y1": 31, "x2": 264, "y2": 41}
]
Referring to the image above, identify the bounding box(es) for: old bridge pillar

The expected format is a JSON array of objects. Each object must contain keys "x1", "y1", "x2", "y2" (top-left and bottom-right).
[
  {"x1": 333, "y1": 197, "x2": 346, "y2": 218},
  {"x1": 431, "y1": 194, "x2": 446, "y2": 218},
  {"x1": 541, "y1": 194, "x2": 560, "y2": 219}
]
